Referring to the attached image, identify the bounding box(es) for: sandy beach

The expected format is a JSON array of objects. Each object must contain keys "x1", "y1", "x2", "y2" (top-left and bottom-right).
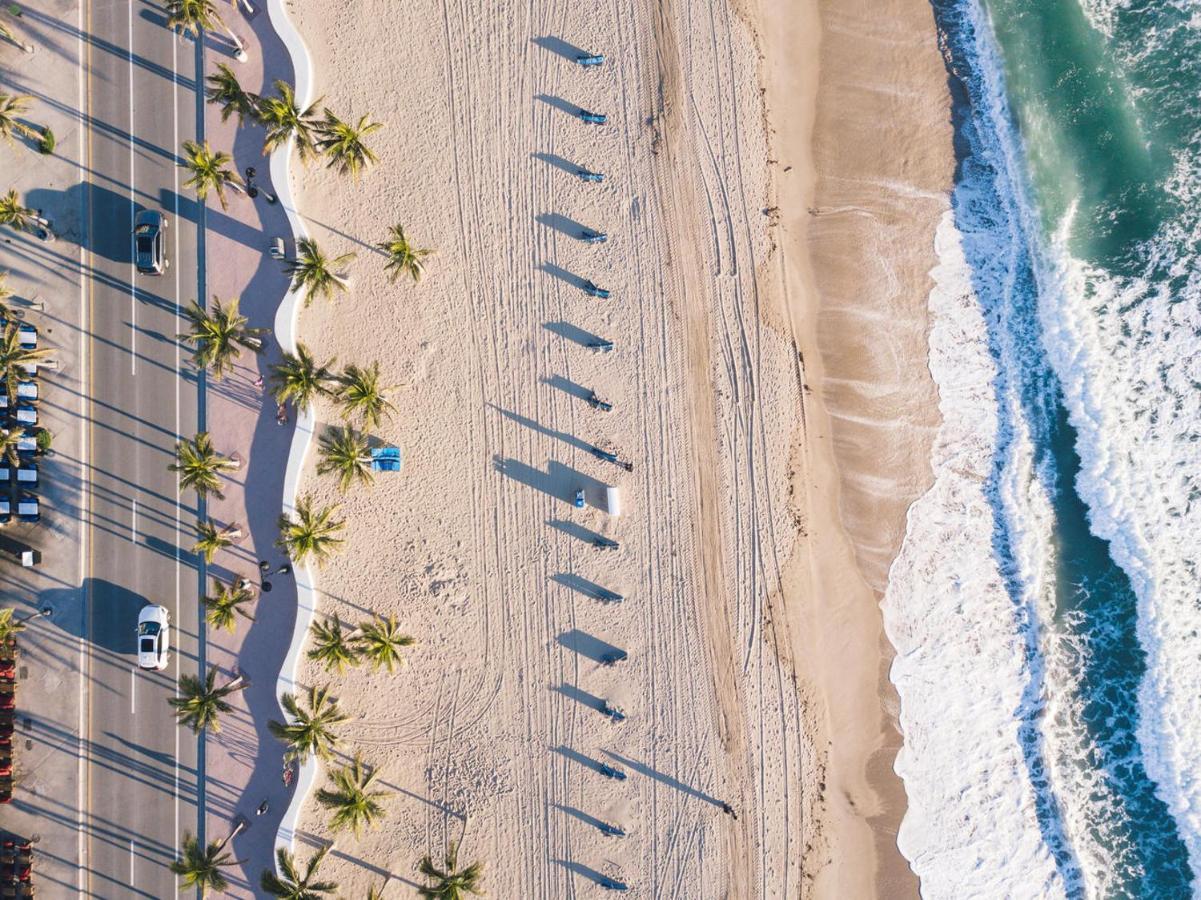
[{"x1": 275, "y1": 0, "x2": 953, "y2": 895}]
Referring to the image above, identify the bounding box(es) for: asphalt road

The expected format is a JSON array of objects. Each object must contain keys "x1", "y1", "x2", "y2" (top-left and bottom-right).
[{"x1": 83, "y1": 1, "x2": 202, "y2": 896}]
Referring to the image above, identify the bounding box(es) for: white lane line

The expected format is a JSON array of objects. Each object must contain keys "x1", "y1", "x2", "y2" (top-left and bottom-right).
[
  {"x1": 130, "y1": 668, "x2": 136, "y2": 715},
  {"x1": 171, "y1": 28, "x2": 181, "y2": 896},
  {"x1": 76, "y1": 0, "x2": 90, "y2": 891},
  {"x1": 131, "y1": 497, "x2": 137, "y2": 541},
  {"x1": 129, "y1": 838, "x2": 135, "y2": 885},
  {"x1": 128, "y1": 0, "x2": 136, "y2": 375}
]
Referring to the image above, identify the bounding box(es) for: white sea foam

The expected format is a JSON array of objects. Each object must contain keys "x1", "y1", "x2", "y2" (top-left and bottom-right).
[
  {"x1": 883, "y1": 211, "x2": 1067, "y2": 900},
  {"x1": 1036, "y1": 208, "x2": 1201, "y2": 887}
]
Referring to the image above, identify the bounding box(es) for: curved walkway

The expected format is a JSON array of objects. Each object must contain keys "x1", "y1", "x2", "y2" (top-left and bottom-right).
[{"x1": 196, "y1": 3, "x2": 314, "y2": 895}]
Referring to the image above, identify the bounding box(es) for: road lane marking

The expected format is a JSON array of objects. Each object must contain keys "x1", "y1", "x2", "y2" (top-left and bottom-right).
[
  {"x1": 128, "y1": 0, "x2": 136, "y2": 375},
  {"x1": 129, "y1": 839, "x2": 135, "y2": 885},
  {"x1": 131, "y1": 497, "x2": 137, "y2": 541},
  {"x1": 130, "y1": 668, "x2": 136, "y2": 715},
  {"x1": 172, "y1": 25, "x2": 182, "y2": 892},
  {"x1": 77, "y1": 0, "x2": 91, "y2": 892}
]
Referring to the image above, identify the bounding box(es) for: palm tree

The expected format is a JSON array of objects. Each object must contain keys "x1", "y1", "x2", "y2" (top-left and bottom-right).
[
  {"x1": 378, "y1": 224, "x2": 432, "y2": 284},
  {"x1": 0, "y1": 18, "x2": 29, "y2": 53},
  {"x1": 0, "y1": 323, "x2": 53, "y2": 399},
  {"x1": 257, "y1": 80, "x2": 322, "y2": 162},
  {"x1": 307, "y1": 616, "x2": 361, "y2": 674},
  {"x1": 0, "y1": 93, "x2": 38, "y2": 145},
  {"x1": 169, "y1": 667, "x2": 246, "y2": 734},
  {"x1": 180, "y1": 139, "x2": 245, "y2": 210},
  {"x1": 417, "y1": 842, "x2": 484, "y2": 900},
  {"x1": 0, "y1": 190, "x2": 43, "y2": 235},
  {"x1": 203, "y1": 578, "x2": 256, "y2": 633},
  {"x1": 0, "y1": 270, "x2": 15, "y2": 321},
  {"x1": 170, "y1": 431, "x2": 240, "y2": 499},
  {"x1": 205, "y1": 62, "x2": 259, "y2": 125},
  {"x1": 316, "y1": 111, "x2": 381, "y2": 180},
  {"x1": 316, "y1": 427, "x2": 373, "y2": 492},
  {"x1": 355, "y1": 615, "x2": 414, "y2": 673},
  {"x1": 261, "y1": 845, "x2": 337, "y2": 899},
  {"x1": 270, "y1": 342, "x2": 336, "y2": 412},
  {"x1": 316, "y1": 754, "x2": 391, "y2": 836},
  {"x1": 164, "y1": 0, "x2": 247, "y2": 61},
  {"x1": 336, "y1": 362, "x2": 395, "y2": 430},
  {"x1": 179, "y1": 296, "x2": 266, "y2": 380},
  {"x1": 0, "y1": 608, "x2": 25, "y2": 644},
  {"x1": 192, "y1": 518, "x2": 244, "y2": 563},
  {"x1": 0, "y1": 429, "x2": 20, "y2": 467},
  {"x1": 277, "y1": 495, "x2": 345, "y2": 566},
  {"x1": 170, "y1": 832, "x2": 240, "y2": 896},
  {"x1": 268, "y1": 684, "x2": 347, "y2": 764},
  {"x1": 284, "y1": 238, "x2": 355, "y2": 306}
]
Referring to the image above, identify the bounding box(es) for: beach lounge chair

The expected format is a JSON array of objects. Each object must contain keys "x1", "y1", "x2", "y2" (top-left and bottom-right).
[
  {"x1": 578, "y1": 110, "x2": 607, "y2": 125},
  {"x1": 586, "y1": 392, "x2": 613, "y2": 412},
  {"x1": 601, "y1": 649, "x2": 628, "y2": 666},
  {"x1": 587, "y1": 339, "x2": 614, "y2": 353},
  {"x1": 0, "y1": 468, "x2": 8, "y2": 484},
  {"x1": 15, "y1": 382, "x2": 37, "y2": 402},
  {"x1": 581, "y1": 229, "x2": 608, "y2": 244},
  {"x1": 597, "y1": 763, "x2": 626, "y2": 780},
  {"x1": 600, "y1": 700, "x2": 626, "y2": 722},
  {"x1": 16, "y1": 466, "x2": 36, "y2": 487},
  {"x1": 593, "y1": 537, "x2": 619, "y2": 550},
  {"x1": 597, "y1": 588, "x2": 623, "y2": 603},
  {"x1": 574, "y1": 487, "x2": 586, "y2": 508},
  {"x1": 0, "y1": 500, "x2": 10, "y2": 525},
  {"x1": 0, "y1": 396, "x2": 6, "y2": 411},
  {"x1": 14, "y1": 406, "x2": 35, "y2": 427},
  {"x1": 583, "y1": 281, "x2": 610, "y2": 299},
  {"x1": 576, "y1": 53, "x2": 604, "y2": 66},
  {"x1": 577, "y1": 169, "x2": 605, "y2": 183},
  {"x1": 15, "y1": 434, "x2": 35, "y2": 455},
  {"x1": 17, "y1": 325, "x2": 35, "y2": 349},
  {"x1": 16, "y1": 497, "x2": 37, "y2": 523},
  {"x1": 369, "y1": 446, "x2": 402, "y2": 473},
  {"x1": 590, "y1": 445, "x2": 619, "y2": 463}
]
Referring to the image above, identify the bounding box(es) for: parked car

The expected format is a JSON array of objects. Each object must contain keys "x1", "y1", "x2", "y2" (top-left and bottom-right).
[
  {"x1": 136, "y1": 605, "x2": 170, "y2": 670},
  {"x1": 133, "y1": 210, "x2": 167, "y2": 275}
]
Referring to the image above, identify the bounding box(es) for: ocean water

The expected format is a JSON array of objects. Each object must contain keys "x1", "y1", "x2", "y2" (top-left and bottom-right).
[{"x1": 883, "y1": 0, "x2": 1201, "y2": 897}]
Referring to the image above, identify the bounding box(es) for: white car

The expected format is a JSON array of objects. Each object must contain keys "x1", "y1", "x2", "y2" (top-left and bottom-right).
[{"x1": 136, "y1": 605, "x2": 170, "y2": 670}]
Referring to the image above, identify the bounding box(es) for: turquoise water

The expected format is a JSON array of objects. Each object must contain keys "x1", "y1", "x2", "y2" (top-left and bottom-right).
[{"x1": 897, "y1": 0, "x2": 1201, "y2": 895}]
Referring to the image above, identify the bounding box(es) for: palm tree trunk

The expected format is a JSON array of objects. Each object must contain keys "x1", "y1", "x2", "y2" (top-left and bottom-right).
[
  {"x1": 216, "y1": 818, "x2": 247, "y2": 851},
  {"x1": 220, "y1": 24, "x2": 248, "y2": 63},
  {"x1": 223, "y1": 525, "x2": 244, "y2": 541}
]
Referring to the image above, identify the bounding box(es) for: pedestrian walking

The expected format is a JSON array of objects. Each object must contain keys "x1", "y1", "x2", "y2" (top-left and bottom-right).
[
  {"x1": 253, "y1": 374, "x2": 264, "y2": 388},
  {"x1": 259, "y1": 560, "x2": 271, "y2": 573},
  {"x1": 257, "y1": 799, "x2": 270, "y2": 816}
]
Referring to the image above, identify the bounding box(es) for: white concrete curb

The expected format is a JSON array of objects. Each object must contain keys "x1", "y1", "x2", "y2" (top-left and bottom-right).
[{"x1": 264, "y1": 0, "x2": 320, "y2": 858}]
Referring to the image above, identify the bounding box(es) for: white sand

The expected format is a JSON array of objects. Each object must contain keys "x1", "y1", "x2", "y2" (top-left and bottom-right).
[{"x1": 280, "y1": 0, "x2": 952, "y2": 894}]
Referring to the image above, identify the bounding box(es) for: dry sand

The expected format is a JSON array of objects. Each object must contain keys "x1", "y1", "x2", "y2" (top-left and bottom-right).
[{"x1": 278, "y1": 0, "x2": 952, "y2": 896}]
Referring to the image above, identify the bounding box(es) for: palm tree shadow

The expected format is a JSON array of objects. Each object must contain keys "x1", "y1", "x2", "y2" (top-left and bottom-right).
[{"x1": 531, "y1": 36, "x2": 589, "y2": 62}]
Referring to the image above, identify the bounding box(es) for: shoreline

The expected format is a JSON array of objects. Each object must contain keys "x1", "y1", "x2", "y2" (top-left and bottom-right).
[{"x1": 747, "y1": 0, "x2": 954, "y2": 894}]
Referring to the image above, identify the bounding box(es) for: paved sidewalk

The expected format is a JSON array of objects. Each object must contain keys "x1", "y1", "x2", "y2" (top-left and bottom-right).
[
  {"x1": 0, "y1": 1, "x2": 90, "y2": 893},
  {"x1": 195, "y1": 6, "x2": 302, "y2": 895}
]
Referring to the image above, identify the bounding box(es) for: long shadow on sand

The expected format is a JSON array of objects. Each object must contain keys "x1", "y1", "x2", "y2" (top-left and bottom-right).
[
  {"x1": 556, "y1": 628, "x2": 624, "y2": 663},
  {"x1": 602, "y1": 750, "x2": 721, "y2": 807}
]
